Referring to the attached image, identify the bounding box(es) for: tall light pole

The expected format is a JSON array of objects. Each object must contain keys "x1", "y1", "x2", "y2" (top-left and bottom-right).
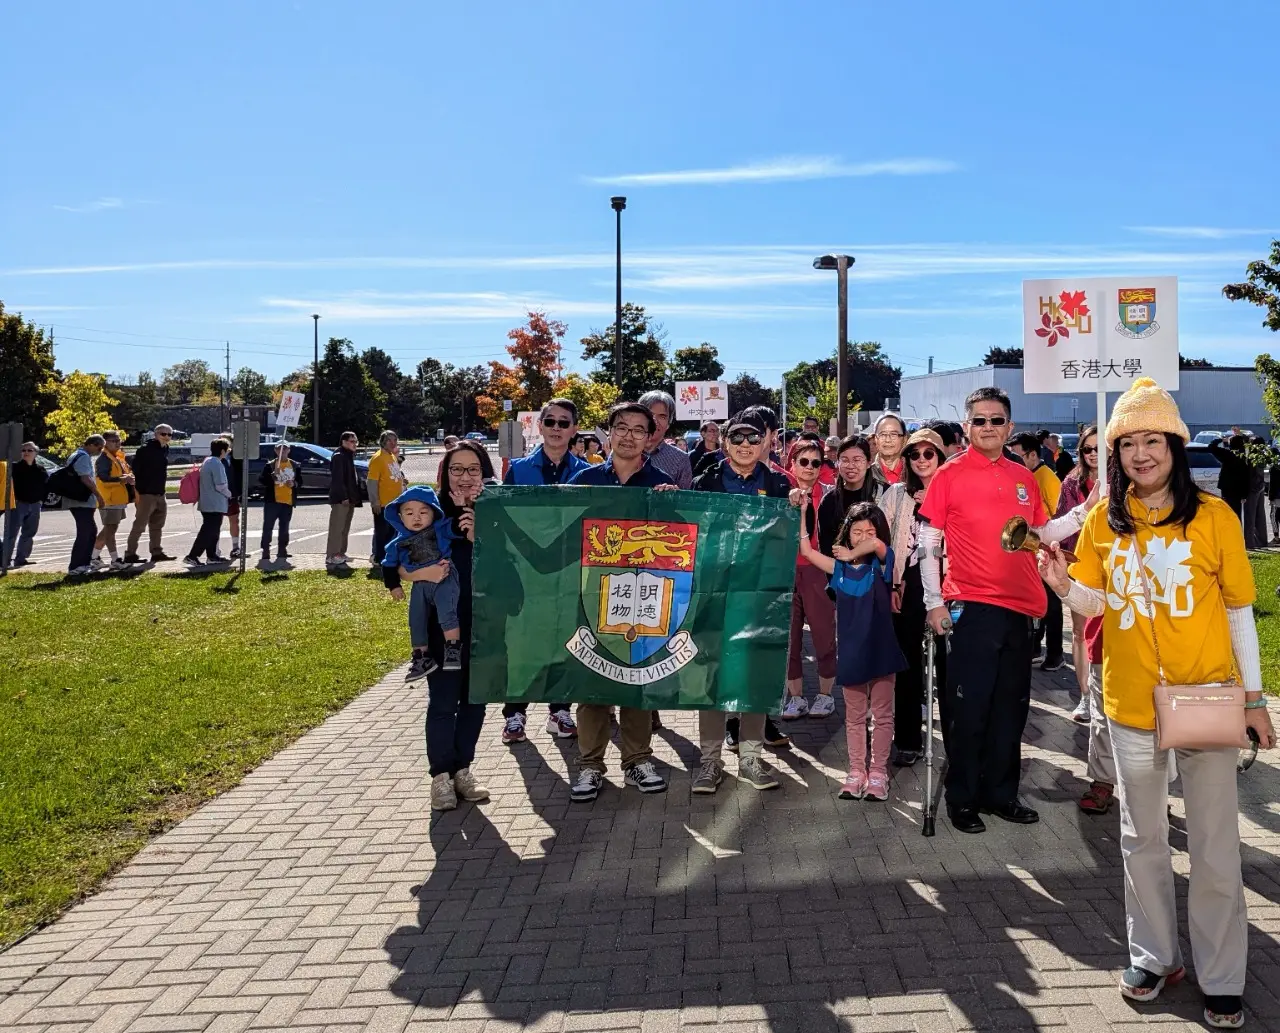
[
  {"x1": 311, "y1": 314, "x2": 320, "y2": 443},
  {"x1": 813, "y1": 254, "x2": 855, "y2": 434},
  {"x1": 611, "y1": 196, "x2": 626, "y2": 391}
]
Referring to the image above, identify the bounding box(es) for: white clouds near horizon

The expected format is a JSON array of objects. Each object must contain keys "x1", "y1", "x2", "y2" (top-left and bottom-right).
[
  {"x1": 52, "y1": 197, "x2": 126, "y2": 213},
  {"x1": 586, "y1": 156, "x2": 959, "y2": 187}
]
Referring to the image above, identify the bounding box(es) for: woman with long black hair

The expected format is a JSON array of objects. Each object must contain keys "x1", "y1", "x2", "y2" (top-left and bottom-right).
[
  {"x1": 1041, "y1": 378, "x2": 1272, "y2": 1028},
  {"x1": 816, "y1": 434, "x2": 881, "y2": 559},
  {"x1": 389, "y1": 439, "x2": 498, "y2": 812}
]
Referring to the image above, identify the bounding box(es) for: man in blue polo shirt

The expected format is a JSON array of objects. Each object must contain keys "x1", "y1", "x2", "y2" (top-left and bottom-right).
[
  {"x1": 498, "y1": 397, "x2": 590, "y2": 745},
  {"x1": 566, "y1": 402, "x2": 675, "y2": 802}
]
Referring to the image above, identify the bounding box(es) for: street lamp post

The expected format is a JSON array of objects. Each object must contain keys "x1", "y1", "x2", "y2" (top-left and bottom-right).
[
  {"x1": 611, "y1": 196, "x2": 627, "y2": 391},
  {"x1": 812, "y1": 254, "x2": 856, "y2": 434},
  {"x1": 311, "y1": 314, "x2": 320, "y2": 443}
]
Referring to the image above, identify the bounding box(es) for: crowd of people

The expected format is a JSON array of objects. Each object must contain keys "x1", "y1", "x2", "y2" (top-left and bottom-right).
[{"x1": 383, "y1": 378, "x2": 1271, "y2": 1031}]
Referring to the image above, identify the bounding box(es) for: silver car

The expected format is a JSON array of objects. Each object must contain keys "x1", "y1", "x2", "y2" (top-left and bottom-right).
[{"x1": 1185, "y1": 442, "x2": 1221, "y2": 496}]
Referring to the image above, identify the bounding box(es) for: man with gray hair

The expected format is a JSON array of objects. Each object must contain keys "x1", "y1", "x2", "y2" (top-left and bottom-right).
[
  {"x1": 637, "y1": 389, "x2": 692, "y2": 490},
  {"x1": 64, "y1": 434, "x2": 107, "y2": 575},
  {"x1": 124, "y1": 424, "x2": 175, "y2": 564}
]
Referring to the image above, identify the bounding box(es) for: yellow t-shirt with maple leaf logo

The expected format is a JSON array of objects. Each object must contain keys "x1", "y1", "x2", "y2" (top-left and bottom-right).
[{"x1": 1069, "y1": 493, "x2": 1254, "y2": 730}]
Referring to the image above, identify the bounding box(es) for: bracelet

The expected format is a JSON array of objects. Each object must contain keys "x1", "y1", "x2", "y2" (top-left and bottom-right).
[{"x1": 1245, "y1": 699, "x2": 1269, "y2": 710}]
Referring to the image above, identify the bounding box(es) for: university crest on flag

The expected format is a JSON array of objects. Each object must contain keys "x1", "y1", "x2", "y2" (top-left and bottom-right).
[
  {"x1": 1116, "y1": 287, "x2": 1159, "y2": 339},
  {"x1": 570, "y1": 519, "x2": 700, "y2": 680}
]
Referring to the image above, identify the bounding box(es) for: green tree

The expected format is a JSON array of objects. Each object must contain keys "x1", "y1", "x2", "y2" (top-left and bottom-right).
[
  {"x1": 668, "y1": 343, "x2": 724, "y2": 383},
  {"x1": 580, "y1": 303, "x2": 670, "y2": 401},
  {"x1": 847, "y1": 341, "x2": 901, "y2": 409},
  {"x1": 415, "y1": 358, "x2": 490, "y2": 435},
  {"x1": 230, "y1": 367, "x2": 273, "y2": 405},
  {"x1": 159, "y1": 359, "x2": 219, "y2": 404},
  {"x1": 1223, "y1": 239, "x2": 1280, "y2": 331},
  {"x1": 727, "y1": 373, "x2": 780, "y2": 415},
  {"x1": 787, "y1": 375, "x2": 843, "y2": 429},
  {"x1": 553, "y1": 373, "x2": 620, "y2": 429},
  {"x1": 47, "y1": 371, "x2": 116, "y2": 453},
  {"x1": 476, "y1": 312, "x2": 566, "y2": 423},
  {"x1": 107, "y1": 379, "x2": 161, "y2": 438},
  {"x1": 308, "y1": 339, "x2": 386, "y2": 444},
  {"x1": 1255, "y1": 355, "x2": 1280, "y2": 430},
  {"x1": 983, "y1": 347, "x2": 1024, "y2": 366},
  {"x1": 0, "y1": 302, "x2": 59, "y2": 443},
  {"x1": 361, "y1": 347, "x2": 425, "y2": 438}
]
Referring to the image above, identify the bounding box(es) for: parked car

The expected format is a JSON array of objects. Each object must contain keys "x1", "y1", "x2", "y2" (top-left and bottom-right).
[
  {"x1": 464, "y1": 431, "x2": 488, "y2": 441},
  {"x1": 244, "y1": 442, "x2": 368, "y2": 500},
  {"x1": 1058, "y1": 432, "x2": 1079, "y2": 461},
  {"x1": 1194, "y1": 430, "x2": 1230, "y2": 444},
  {"x1": 1186, "y1": 442, "x2": 1221, "y2": 496}
]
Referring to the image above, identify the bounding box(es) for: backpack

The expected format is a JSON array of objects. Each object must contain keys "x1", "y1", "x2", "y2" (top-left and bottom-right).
[
  {"x1": 47, "y1": 452, "x2": 93, "y2": 503},
  {"x1": 178, "y1": 465, "x2": 201, "y2": 505}
]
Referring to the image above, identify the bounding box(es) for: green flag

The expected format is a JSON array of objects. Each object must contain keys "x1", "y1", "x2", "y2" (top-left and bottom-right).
[{"x1": 471, "y1": 485, "x2": 799, "y2": 713}]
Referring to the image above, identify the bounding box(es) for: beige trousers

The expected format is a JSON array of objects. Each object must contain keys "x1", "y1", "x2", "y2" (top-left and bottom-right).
[{"x1": 576, "y1": 705, "x2": 653, "y2": 773}]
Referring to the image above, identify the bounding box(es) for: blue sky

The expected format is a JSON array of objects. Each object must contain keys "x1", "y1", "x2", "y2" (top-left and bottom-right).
[{"x1": 3, "y1": 1, "x2": 1279, "y2": 387}]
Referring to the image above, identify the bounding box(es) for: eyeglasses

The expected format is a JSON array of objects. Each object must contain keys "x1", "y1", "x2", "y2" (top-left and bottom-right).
[
  {"x1": 968, "y1": 416, "x2": 1009, "y2": 427},
  {"x1": 728, "y1": 432, "x2": 762, "y2": 446},
  {"x1": 876, "y1": 430, "x2": 904, "y2": 440},
  {"x1": 838, "y1": 453, "x2": 869, "y2": 464},
  {"x1": 541, "y1": 417, "x2": 573, "y2": 429},
  {"x1": 906, "y1": 448, "x2": 938, "y2": 462},
  {"x1": 793, "y1": 456, "x2": 822, "y2": 468},
  {"x1": 611, "y1": 424, "x2": 650, "y2": 439},
  {"x1": 1080, "y1": 445, "x2": 1098, "y2": 455},
  {"x1": 156, "y1": 432, "x2": 171, "y2": 438},
  {"x1": 447, "y1": 465, "x2": 483, "y2": 477}
]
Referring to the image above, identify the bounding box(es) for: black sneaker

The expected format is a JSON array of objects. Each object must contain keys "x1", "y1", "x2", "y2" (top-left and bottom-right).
[
  {"x1": 122, "y1": 553, "x2": 142, "y2": 565},
  {"x1": 1040, "y1": 656, "x2": 1067, "y2": 672},
  {"x1": 724, "y1": 718, "x2": 740, "y2": 754},
  {"x1": 764, "y1": 718, "x2": 792, "y2": 749},
  {"x1": 442, "y1": 640, "x2": 463, "y2": 671},
  {"x1": 623, "y1": 760, "x2": 667, "y2": 793},
  {"x1": 405, "y1": 652, "x2": 438, "y2": 684},
  {"x1": 152, "y1": 552, "x2": 177, "y2": 562}
]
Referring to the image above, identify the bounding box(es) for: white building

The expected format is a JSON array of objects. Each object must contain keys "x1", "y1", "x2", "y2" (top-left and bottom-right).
[{"x1": 899, "y1": 365, "x2": 1270, "y2": 436}]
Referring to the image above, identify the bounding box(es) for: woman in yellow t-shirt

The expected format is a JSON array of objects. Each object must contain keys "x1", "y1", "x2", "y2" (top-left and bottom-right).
[
  {"x1": 257, "y1": 443, "x2": 302, "y2": 563},
  {"x1": 1040, "y1": 378, "x2": 1273, "y2": 1029}
]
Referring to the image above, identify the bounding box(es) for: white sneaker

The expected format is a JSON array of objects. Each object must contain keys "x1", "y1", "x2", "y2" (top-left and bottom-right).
[
  {"x1": 501, "y1": 713, "x2": 527, "y2": 744},
  {"x1": 108, "y1": 557, "x2": 127, "y2": 570},
  {"x1": 453, "y1": 767, "x2": 490, "y2": 802},
  {"x1": 808, "y1": 693, "x2": 836, "y2": 718},
  {"x1": 69, "y1": 565, "x2": 93, "y2": 576},
  {"x1": 781, "y1": 696, "x2": 809, "y2": 720},
  {"x1": 545, "y1": 710, "x2": 577, "y2": 738},
  {"x1": 430, "y1": 773, "x2": 457, "y2": 811},
  {"x1": 1071, "y1": 694, "x2": 1092, "y2": 725},
  {"x1": 571, "y1": 769, "x2": 604, "y2": 802},
  {"x1": 623, "y1": 760, "x2": 667, "y2": 794},
  {"x1": 89, "y1": 557, "x2": 107, "y2": 571}
]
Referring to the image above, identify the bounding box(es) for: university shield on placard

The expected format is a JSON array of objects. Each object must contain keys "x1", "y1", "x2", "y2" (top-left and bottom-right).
[
  {"x1": 1117, "y1": 287, "x2": 1158, "y2": 339},
  {"x1": 576, "y1": 519, "x2": 698, "y2": 671}
]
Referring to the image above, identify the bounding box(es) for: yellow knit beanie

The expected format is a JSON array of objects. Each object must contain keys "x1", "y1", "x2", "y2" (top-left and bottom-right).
[{"x1": 1106, "y1": 377, "x2": 1189, "y2": 446}]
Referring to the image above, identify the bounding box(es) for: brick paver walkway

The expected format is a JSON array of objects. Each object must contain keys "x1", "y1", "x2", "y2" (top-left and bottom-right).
[{"x1": 4, "y1": 660, "x2": 1280, "y2": 1033}]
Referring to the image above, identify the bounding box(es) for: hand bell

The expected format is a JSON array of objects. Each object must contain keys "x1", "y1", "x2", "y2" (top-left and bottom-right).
[{"x1": 1000, "y1": 516, "x2": 1077, "y2": 564}]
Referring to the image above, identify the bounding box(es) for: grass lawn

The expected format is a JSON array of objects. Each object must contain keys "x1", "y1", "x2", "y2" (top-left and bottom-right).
[
  {"x1": 1253, "y1": 553, "x2": 1280, "y2": 692},
  {"x1": 0, "y1": 569, "x2": 407, "y2": 947}
]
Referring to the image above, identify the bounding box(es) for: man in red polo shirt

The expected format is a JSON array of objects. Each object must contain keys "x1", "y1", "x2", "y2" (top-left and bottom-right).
[{"x1": 918, "y1": 386, "x2": 1096, "y2": 834}]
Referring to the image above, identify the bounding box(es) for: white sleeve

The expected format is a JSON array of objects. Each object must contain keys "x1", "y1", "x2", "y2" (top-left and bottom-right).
[
  {"x1": 1062, "y1": 580, "x2": 1105, "y2": 617},
  {"x1": 919, "y1": 524, "x2": 944, "y2": 610},
  {"x1": 1227, "y1": 605, "x2": 1264, "y2": 693},
  {"x1": 1038, "y1": 504, "x2": 1088, "y2": 544}
]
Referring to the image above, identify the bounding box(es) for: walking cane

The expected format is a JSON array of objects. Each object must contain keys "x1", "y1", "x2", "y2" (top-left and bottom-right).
[{"x1": 921, "y1": 618, "x2": 951, "y2": 837}]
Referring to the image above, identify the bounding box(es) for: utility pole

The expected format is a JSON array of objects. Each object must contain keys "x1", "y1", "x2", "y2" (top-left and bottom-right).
[
  {"x1": 928, "y1": 355, "x2": 934, "y2": 374},
  {"x1": 812, "y1": 254, "x2": 856, "y2": 435},
  {"x1": 311, "y1": 314, "x2": 320, "y2": 444},
  {"x1": 224, "y1": 341, "x2": 231, "y2": 431},
  {"x1": 611, "y1": 196, "x2": 627, "y2": 391}
]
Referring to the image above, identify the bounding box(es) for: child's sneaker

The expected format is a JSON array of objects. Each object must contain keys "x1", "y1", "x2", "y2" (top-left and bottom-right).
[
  {"x1": 808, "y1": 693, "x2": 836, "y2": 718},
  {"x1": 865, "y1": 773, "x2": 889, "y2": 801},
  {"x1": 502, "y1": 713, "x2": 527, "y2": 744},
  {"x1": 442, "y1": 640, "x2": 463, "y2": 671},
  {"x1": 546, "y1": 709, "x2": 577, "y2": 738},
  {"x1": 405, "y1": 652, "x2": 437, "y2": 684},
  {"x1": 839, "y1": 772, "x2": 867, "y2": 800},
  {"x1": 781, "y1": 696, "x2": 809, "y2": 720}
]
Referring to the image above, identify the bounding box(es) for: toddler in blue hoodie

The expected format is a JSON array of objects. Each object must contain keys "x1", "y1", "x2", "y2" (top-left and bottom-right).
[{"x1": 382, "y1": 485, "x2": 462, "y2": 681}]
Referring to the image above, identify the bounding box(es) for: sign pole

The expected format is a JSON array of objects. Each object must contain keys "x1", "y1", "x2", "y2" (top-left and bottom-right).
[{"x1": 1095, "y1": 290, "x2": 1108, "y2": 495}]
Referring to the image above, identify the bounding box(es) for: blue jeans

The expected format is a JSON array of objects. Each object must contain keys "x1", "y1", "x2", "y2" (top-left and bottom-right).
[
  {"x1": 260, "y1": 500, "x2": 292, "y2": 554},
  {"x1": 2, "y1": 502, "x2": 41, "y2": 566},
  {"x1": 408, "y1": 569, "x2": 461, "y2": 645}
]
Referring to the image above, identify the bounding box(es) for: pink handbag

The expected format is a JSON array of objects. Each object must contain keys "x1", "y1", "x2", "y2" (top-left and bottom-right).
[{"x1": 1133, "y1": 548, "x2": 1246, "y2": 751}]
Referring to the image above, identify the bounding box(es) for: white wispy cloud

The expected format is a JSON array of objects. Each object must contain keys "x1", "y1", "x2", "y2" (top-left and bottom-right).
[
  {"x1": 1125, "y1": 225, "x2": 1276, "y2": 240},
  {"x1": 586, "y1": 156, "x2": 959, "y2": 187},
  {"x1": 52, "y1": 197, "x2": 126, "y2": 213}
]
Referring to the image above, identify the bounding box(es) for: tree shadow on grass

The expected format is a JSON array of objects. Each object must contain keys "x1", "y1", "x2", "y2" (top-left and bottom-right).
[{"x1": 385, "y1": 692, "x2": 1280, "y2": 1032}]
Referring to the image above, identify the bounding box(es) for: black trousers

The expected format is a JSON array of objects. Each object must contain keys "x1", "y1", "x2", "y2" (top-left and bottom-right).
[
  {"x1": 891, "y1": 565, "x2": 946, "y2": 753},
  {"x1": 372, "y1": 510, "x2": 394, "y2": 564},
  {"x1": 69, "y1": 508, "x2": 98, "y2": 571},
  {"x1": 189, "y1": 512, "x2": 224, "y2": 561},
  {"x1": 943, "y1": 601, "x2": 1034, "y2": 810},
  {"x1": 1032, "y1": 581, "x2": 1064, "y2": 662},
  {"x1": 503, "y1": 701, "x2": 571, "y2": 718}
]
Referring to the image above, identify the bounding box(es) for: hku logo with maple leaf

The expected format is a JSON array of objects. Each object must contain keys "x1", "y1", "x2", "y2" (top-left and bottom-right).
[{"x1": 1036, "y1": 289, "x2": 1093, "y2": 347}]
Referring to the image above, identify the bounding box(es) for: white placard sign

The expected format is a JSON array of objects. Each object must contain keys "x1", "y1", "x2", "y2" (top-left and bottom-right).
[
  {"x1": 276, "y1": 391, "x2": 305, "y2": 428},
  {"x1": 1022, "y1": 277, "x2": 1179, "y2": 394},
  {"x1": 516, "y1": 411, "x2": 542, "y2": 445},
  {"x1": 675, "y1": 381, "x2": 729, "y2": 421}
]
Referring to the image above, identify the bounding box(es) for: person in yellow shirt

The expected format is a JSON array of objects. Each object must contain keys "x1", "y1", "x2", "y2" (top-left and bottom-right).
[
  {"x1": 1011, "y1": 432, "x2": 1065, "y2": 669},
  {"x1": 257, "y1": 443, "x2": 302, "y2": 563},
  {"x1": 1040, "y1": 377, "x2": 1273, "y2": 1027},
  {"x1": 367, "y1": 430, "x2": 408, "y2": 572},
  {"x1": 92, "y1": 430, "x2": 135, "y2": 570}
]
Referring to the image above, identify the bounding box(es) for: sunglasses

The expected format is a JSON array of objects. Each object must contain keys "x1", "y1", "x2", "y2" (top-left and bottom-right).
[
  {"x1": 794, "y1": 456, "x2": 822, "y2": 468},
  {"x1": 968, "y1": 416, "x2": 1008, "y2": 427},
  {"x1": 728, "y1": 431, "x2": 762, "y2": 446},
  {"x1": 541, "y1": 417, "x2": 573, "y2": 429},
  {"x1": 906, "y1": 448, "x2": 938, "y2": 462},
  {"x1": 1081, "y1": 445, "x2": 1098, "y2": 455}
]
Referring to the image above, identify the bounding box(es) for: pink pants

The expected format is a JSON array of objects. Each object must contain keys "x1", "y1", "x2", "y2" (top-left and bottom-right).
[{"x1": 844, "y1": 677, "x2": 895, "y2": 779}]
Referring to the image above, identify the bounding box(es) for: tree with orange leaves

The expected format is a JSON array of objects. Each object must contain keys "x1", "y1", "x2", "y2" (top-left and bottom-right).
[{"x1": 475, "y1": 311, "x2": 566, "y2": 423}]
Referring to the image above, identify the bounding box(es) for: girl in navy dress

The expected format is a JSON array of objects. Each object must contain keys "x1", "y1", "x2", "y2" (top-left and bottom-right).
[{"x1": 799, "y1": 498, "x2": 907, "y2": 800}]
